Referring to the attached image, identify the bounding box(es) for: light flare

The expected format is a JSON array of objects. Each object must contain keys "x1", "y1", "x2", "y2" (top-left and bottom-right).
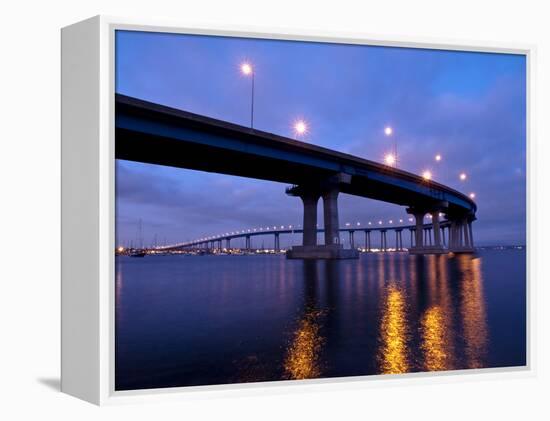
[
  {"x1": 384, "y1": 153, "x2": 396, "y2": 166},
  {"x1": 293, "y1": 119, "x2": 308, "y2": 137},
  {"x1": 240, "y1": 62, "x2": 252, "y2": 75}
]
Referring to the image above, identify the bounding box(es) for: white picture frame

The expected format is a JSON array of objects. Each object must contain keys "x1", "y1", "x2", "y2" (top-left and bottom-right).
[{"x1": 61, "y1": 15, "x2": 535, "y2": 405}]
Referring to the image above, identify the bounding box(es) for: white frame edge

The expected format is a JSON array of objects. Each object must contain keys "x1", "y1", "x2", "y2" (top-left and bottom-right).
[{"x1": 60, "y1": 14, "x2": 536, "y2": 406}]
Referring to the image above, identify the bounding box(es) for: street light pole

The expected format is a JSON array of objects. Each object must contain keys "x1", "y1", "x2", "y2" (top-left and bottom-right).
[
  {"x1": 240, "y1": 62, "x2": 255, "y2": 129},
  {"x1": 250, "y1": 70, "x2": 255, "y2": 128}
]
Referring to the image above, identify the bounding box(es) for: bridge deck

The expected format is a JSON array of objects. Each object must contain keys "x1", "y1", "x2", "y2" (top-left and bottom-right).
[{"x1": 115, "y1": 94, "x2": 476, "y2": 216}]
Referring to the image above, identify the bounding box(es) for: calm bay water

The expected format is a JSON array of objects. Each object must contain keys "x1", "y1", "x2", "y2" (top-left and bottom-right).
[{"x1": 115, "y1": 250, "x2": 526, "y2": 390}]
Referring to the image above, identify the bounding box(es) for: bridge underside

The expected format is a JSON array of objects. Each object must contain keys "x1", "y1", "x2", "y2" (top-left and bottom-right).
[{"x1": 116, "y1": 128, "x2": 448, "y2": 208}]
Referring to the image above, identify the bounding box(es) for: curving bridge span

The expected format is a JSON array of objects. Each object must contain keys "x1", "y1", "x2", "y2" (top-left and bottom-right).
[
  {"x1": 159, "y1": 221, "x2": 458, "y2": 255},
  {"x1": 116, "y1": 94, "x2": 477, "y2": 259}
]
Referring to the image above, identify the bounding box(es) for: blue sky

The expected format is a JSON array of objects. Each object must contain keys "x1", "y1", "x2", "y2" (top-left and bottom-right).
[{"x1": 115, "y1": 30, "x2": 526, "y2": 247}]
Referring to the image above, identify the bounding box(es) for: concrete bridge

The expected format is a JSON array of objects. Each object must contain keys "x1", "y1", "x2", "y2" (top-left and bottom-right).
[
  {"x1": 157, "y1": 219, "x2": 470, "y2": 255},
  {"x1": 116, "y1": 94, "x2": 477, "y2": 259}
]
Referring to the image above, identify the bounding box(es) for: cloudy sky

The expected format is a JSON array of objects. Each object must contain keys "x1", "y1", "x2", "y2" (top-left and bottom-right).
[{"x1": 115, "y1": 30, "x2": 526, "y2": 248}]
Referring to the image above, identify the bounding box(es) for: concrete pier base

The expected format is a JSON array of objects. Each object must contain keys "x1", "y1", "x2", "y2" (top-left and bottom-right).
[
  {"x1": 448, "y1": 246, "x2": 476, "y2": 254},
  {"x1": 408, "y1": 246, "x2": 448, "y2": 255},
  {"x1": 287, "y1": 244, "x2": 359, "y2": 259}
]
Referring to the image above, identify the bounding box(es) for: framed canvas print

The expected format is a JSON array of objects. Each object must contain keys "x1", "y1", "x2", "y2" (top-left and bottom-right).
[{"x1": 61, "y1": 16, "x2": 533, "y2": 405}]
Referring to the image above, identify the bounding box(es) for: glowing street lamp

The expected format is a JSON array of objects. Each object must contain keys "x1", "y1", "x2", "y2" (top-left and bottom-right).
[
  {"x1": 384, "y1": 153, "x2": 396, "y2": 167},
  {"x1": 240, "y1": 62, "x2": 255, "y2": 128},
  {"x1": 241, "y1": 62, "x2": 252, "y2": 75},
  {"x1": 435, "y1": 154, "x2": 442, "y2": 162},
  {"x1": 422, "y1": 170, "x2": 432, "y2": 181},
  {"x1": 459, "y1": 172, "x2": 467, "y2": 181},
  {"x1": 293, "y1": 119, "x2": 308, "y2": 138},
  {"x1": 384, "y1": 125, "x2": 397, "y2": 165},
  {"x1": 469, "y1": 192, "x2": 476, "y2": 199}
]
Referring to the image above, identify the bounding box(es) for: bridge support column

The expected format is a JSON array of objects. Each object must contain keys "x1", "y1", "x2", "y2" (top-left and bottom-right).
[
  {"x1": 432, "y1": 212, "x2": 442, "y2": 248},
  {"x1": 365, "y1": 230, "x2": 371, "y2": 252},
  {"x1": 225, "y1": 238, "x2": 231, "y2": 250},
  {"x1": 447, "y1": 213, "x2": 476, "y2": 253},
  {"x1": 396, "y1": 229, "x2": 403, "y2": 251},
  {"x1": 245, "y1": 235, "x2": 251, "y2": 251},
  {"x1": 409, "y1": 209, "x2": 426, "y2": 251},
  {"x1": 286, "y1": 178, "x2": 358, "y2": 259},
  {"x1": 323, "y1": 187, "x2": 340, "y2": 247},
  {"x1": 448, "y1": 214, "x2": 475, "y2": 253},
  {"x1": 300, "y1": 192, "x2": 320, "y2": 247},
  {"x1": 274, "y1": 233, "x2": 280, "y2": 252},
  {"x1": 463, "y1": 218, "x2": 471, "y2": 248},
  {"x1": 349, "y1": 230, "x2": 355, "y2": 249},
  {"x1": 407, "y1": 207, "x2": 448, "y2": 255},
  {"x1": 380, "y1": 230, "x2": 388, "y2": 252}
]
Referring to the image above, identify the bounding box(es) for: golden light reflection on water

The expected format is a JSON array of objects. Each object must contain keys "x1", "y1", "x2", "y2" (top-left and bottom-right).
[
  {"x1": 420, "y1": 255, "x2": 455, "y2": 371},
  {"x1": 459, "y1": 255, "x2": 489, "y2": 368},
  {"x1": 379, "y1": 284, "x2": 409, "y2": 374},
  {"x1": 421, "y1": 306, "x2": 453, "y2": 371},
  {"x1": 283, "y1": 309, "x2": 325, "y2": 380}
]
